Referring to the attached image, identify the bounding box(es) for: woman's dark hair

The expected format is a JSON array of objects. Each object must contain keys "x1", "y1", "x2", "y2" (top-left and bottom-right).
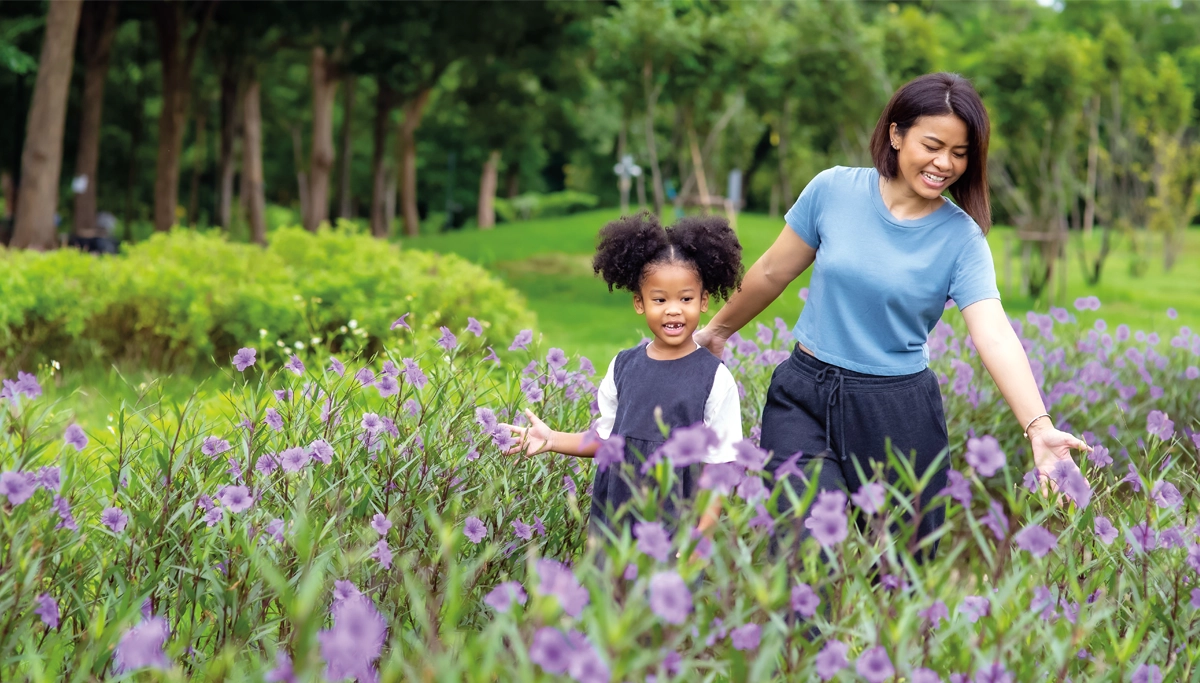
[
  {"x1": 592, "y1": 212, "x2": 743, "y2": 301},
  {"x1": 870, "y1": 72, "x2": 992, "y2": 233}
]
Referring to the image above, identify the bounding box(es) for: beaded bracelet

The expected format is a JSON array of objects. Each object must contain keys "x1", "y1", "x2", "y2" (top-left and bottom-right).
[{"x1": 1023, "y1": 412, "x2": 1051, "y2": 439}]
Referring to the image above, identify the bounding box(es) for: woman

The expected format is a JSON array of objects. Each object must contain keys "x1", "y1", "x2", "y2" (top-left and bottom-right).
[{"x1": 695, "y1": 72, "x2": 1089, "y2": 553}]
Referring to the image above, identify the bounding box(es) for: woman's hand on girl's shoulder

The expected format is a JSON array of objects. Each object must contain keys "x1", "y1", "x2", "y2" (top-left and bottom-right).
[
  {"x1": 694, "y1": 326, "x2": 727, "y2": 358},
  {"x1": 499, "y1": 409, "x2": 555, "y2": 457}
]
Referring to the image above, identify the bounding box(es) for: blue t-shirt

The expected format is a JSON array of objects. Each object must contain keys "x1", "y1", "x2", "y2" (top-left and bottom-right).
[{"x1": 786, "y1": 166, "x2": 1000, "y2": 376}]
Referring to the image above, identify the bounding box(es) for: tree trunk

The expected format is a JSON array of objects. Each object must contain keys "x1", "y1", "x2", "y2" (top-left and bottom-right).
[
  {"x1": 291, "y1": 125, "x2": 310, "y2": 229},
  {"x1": 1, "y1": 172, "x2": 13, "y2": 220},
  {"x1": 123, "y1": 27, "x2": 145, "y2": 241},
  {"x1": 337, "y1": 72, "x2": 356, "y2": 220},
  {"x1": 187, "y1": 107, "x2": 207, "y2": 227},
  {"x1": 641, "y1": 58, "x2": 665, "y2": 215},
  {"x1": 72, "y1": 0, "x2": 118, "y2": 239},
  {"x1": 777, "y1": 99, "x2": 793, "y2": 204},
  {"x1": 241, "y1": 78, "x2": 266, "y2": 245},
  {"x1": 216, "y1": 60, "x2": 240, "y2": 229},
  {"x1": 306, "y1": 46, "x2": 338, "y2": 231},
  {"x1": 685, "y1": 112, "x2": 710, "y2": 212},
  {"x1": 369, "y1": 82, "x2": 393, "y2": 238},
  {"x1": 1082, "y1": 94, "x2": 1100, "y2": 238},
  {"x1": 11, "y1": 0, "x2": 83, "y2": 250},
  {"x1": 477, "y1": 149, "x2": 500, "y2": 230},
  {"x1": 399, "y1": 88, "x2": 431, "y2": 237},
  {"x1": 505, "y1": 162, "x2": 520, "y2": 200},
  {"x1": 152, "y1": 1, "x2": 215, "y2": 233}
]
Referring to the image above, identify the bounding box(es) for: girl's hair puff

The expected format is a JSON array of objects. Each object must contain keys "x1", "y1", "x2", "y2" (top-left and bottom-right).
[{"x1": 592, "y1": 212, "x2": 743, "y2": 301}]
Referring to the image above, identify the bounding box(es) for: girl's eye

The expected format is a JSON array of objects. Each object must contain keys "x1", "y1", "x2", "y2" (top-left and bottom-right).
[{"x1": 682, "y1": 297, "x2": 693, "y2": 302}]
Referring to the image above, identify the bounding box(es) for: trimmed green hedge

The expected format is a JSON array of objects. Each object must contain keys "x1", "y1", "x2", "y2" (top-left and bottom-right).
[{"x1": 0, "y1": 226, "x2": 533, "y2": 372}]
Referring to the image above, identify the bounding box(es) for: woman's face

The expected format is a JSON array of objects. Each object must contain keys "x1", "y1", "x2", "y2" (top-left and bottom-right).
[{"x1": 889, "y1": 114, "x2": 969, "y2": 201}]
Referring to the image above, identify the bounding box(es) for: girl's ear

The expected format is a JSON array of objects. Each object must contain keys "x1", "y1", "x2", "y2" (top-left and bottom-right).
[
  {"x1": 700, "y1": 290, "x2": 709, "y2": 313},
  {"x1": 633, "y1": 292, "x2": 645, "y2": 315}
]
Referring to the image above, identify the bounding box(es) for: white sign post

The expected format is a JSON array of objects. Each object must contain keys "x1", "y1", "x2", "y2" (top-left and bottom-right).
[
  {"x1": 725, "y1": 168, "x2": 742, "y2": 231},
  {"x1": 613, "y1": 155, "x2": 642, "y2": 215}
]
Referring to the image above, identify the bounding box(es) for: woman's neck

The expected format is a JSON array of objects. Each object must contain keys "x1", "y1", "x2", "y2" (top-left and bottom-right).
[{"x1": 879, "y1": 175, "x2": 942, "y2": 221}]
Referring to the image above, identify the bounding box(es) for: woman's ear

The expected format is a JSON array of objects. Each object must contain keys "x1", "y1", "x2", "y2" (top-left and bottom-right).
[
  {"x1": 700, "y1": 291, "x2": 709, "y2": 313},
  {"x1": 633, "y1": 293, "x2": 645, "y2": 314},
  {"x1": 889, "y1": 122, "x2": 900, "y2": 150}
]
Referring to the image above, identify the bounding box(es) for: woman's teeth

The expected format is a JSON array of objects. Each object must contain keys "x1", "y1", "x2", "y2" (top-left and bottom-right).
[{"x1": 922, "y1": 172, "x2": 946, "y2": 184}]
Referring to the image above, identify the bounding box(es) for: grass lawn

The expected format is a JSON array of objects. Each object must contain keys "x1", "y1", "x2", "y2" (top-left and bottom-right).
[{"x1": 405, "y1": 209, "x2": 1200, "y2": 364}]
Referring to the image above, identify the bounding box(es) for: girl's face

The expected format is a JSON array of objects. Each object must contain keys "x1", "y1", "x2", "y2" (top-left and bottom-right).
[
  {"x1": 633, "y1": 261, "x2": 708, "y2": 359},
  {"x1": 890, "y1": 114, "x2": 969, "y2": 202}
]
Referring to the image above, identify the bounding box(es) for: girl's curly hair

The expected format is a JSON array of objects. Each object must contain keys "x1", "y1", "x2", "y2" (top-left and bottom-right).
[{"x1": 592, "y1": 212, "x2": 743, "y2": 301}]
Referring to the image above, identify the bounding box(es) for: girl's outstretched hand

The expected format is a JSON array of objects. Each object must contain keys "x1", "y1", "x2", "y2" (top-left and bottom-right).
[{"x1": 499, "y1": 409, "x2": 555, "y2": 457}]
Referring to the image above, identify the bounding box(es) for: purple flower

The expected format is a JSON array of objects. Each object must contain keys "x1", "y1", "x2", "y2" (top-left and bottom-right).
[
  {"x1": 202, "y1": 436, "x2": 231, "y2": 458},
  {"x1": 1151, "y1": 480, "x2": 1183, "y2": 509},
  {"x1": 1127, "y1": 522, "x2": 1157, "y2": 553},
  {"x1": 920, "y1": 600, "x2": 949, "y2": 630},
  {"x1": 512, "y1": 519, "x2": 533, "y2": 540},
  {"x1": 279, "y1": 447, "x2": 310, "y2": 473},
  {"x1": 974, "y1": 661, "x2": 1012, "y2": 683},
  {"x1": 965, "y1": 435, "x2": 1005, "y2": 477},
  {"x1": 463, "y1": 517, "x2": 487, "y2": 543},
  {"x1": 856, "y1": 646, "x2": 895, "y2": 683},
  {"x1": 355, "y1": 367, "x2": 375, "y2": 387},
  {"x1": 370, "y1": 540, "x2": 393, "y2": 568},
  {"x1": 940, "y1": 470, "x2": 973, "y2": 505},
  {"x1": 318, "y1": 594, "x2": 387, "y2": 682},
  {"x1": 815, "y1": 640, "x2": 849, "y2": 680},
  {"x1": 438, "y1": 326, "x2": 458, "y2": 351},
  {"x1": 656, "y1": 423, "x2": 719, "y2": 468},
  {"x1": 730, "y1": 623, "x2": 761, "y2": 651},
  {"x1": 699, "y1": 462, "x2": 744, "y2": 494},
  {"x1": 546, "y1": 348, "x2": 567, "y2": 370},
  {"x1": 391, "y1": 312, "x2": 411, "y2": 331},
  {"x1": 113, "y1": 616, "x2": 171, "y2": 673},
  {"x1": 536, "y1": 559, "x2": 589, "y2": 617},
  {"x1": 1094, "y1": 516, "x2": 1119, "y2": 545},
  {"x1": 328, "y1": 357, "x2": 345, "y2": 376},
  {"x1": 594, "y1": 434, "x2": 625, "y2": 472},
  {"x1": 1088, "y1": 443, "x2": 1112, "y2": 467},
  {"x1": 851, "y1": 482, "x2": 886, "y2": 515},
  {"x1": 309, "y1": 439, "x2": 333, "y2": 465},
  {"x1": 913, "y1": 668, "x2": 943, "y2": 683},
  {"x1": 1147, "y1": 410, "x2": 1175, "y2": 440},
  {"x1": 509, "y1": 329, "x2": 533, "y2": 351},
  {"x1": 371, "y1": 513, "x2": 391, "y2": 535},
  {"x1": 485, "y1": 581, "x2": 527, "y2": 612},
  {"x1": 959, "y1": 596, "x2": 990, "y2": 623},
  {"x1": 1132, "y1": 664, "x2": 1163, "y2": 683},
  {"x1": 563, "y1": 475, "x2": 577, "y2": 496},
  {"x1": 362, "y1": 413, "x2": 384, "y2": 435},
  {"x1": 64, "y1": 424, "x2": 88, "y2": 451},
  {"x1": 791, "y1": 583, "x2": 820, "y2": 618},
  {"x1": 464, "y1": 317, "x2": 484, "y2": 336},
  {"x1": 1191, "y1": 588, "x2": 1200, "y2": 610},
  {"x1": 649, "y1": 571, "x2": 692, "y2": 624},
  {"x1": 402, "y1": 358, "x2": 428, "y2": 389},
  {"x1": 483, "y1": 346, "x2": 500, "y2": 364},
  {"x1": 1049, "y1": 461, "x2": 1091, "y2": 509},
  {"x1": 101, "y1": 507, "x2": 128, "y2": 533},
  {"x1": 265, "y1": 652, "x2": 295, "y2": 683},
  {"x1": 11, "y1": 370, "x2": 42, "y2": 399},
  {"x1": 529, "y1": 627, "x2": 572, "y2": 674},
  {"x1": 36, "y1": 466, "x2": 61, "y2": 491},
  {"x1": 732, "y1": 439, "x2": 768, "y2": 470},
  {"x1": 635, "y1": 521, "x2": 672, "y2": 562},
  {"x1": 567, "y1": 638, "x2": 610, "y2": 683},
  {"x1": 1122, "y1": 463, "x2": 1143, "y2": 492},
  {"x1": 217, "y1": 485, "x2": 255, "y2": 513},
  {"x1": 284, "y1": 355, "x2": 305, "y2": 375},
  {"x1": 205, "y1": 508, "x2": 223, "y2": 527},
  {"x1": 1015, "y1": 524, "x2": 1057, "y2": 558},
  {"x1": 256, "y1": 453, "x2": 279, "y2": 475},
  {"x1": 52, "y1": 494, "x2": 77, "y2": 531},
  {"x1": 375, "y1": 374, "x2": 400, "y2": 397},
  {"x1": 1023, "y1": 469, "x2": 1040, "y2": 493},
  {"x1": 34, "y1": 594, "x2": 59, "y2": 629},
  {"x1": 233, "y1": 347, "x2": 257, "y2": 372},
  {"x1": 264, "y1": 408, "x2": 283, "y2": 432},
  {"x1": 804, "y1": 507, "x2": 848, "y2": 547},
  {"x1": 0, "y1": 471, "x2": 35, "y2": 506},
  {"x1": 333, "y1": 580, "x2": 361, "y2": 602},
  {"x1": 748, "y1": 503, "x2": 773, "y2": 531}
]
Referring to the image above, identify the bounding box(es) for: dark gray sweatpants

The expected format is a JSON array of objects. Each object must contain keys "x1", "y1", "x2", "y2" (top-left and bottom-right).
[{"x1": 760, "y1": 345, "x2": 950, "y2": 557}]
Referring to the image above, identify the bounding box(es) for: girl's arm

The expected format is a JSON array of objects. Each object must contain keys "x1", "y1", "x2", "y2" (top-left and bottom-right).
[
  {"x1": 961, "y1": 299, "x2": 1091, "y2": 480},
  {"x1": 501, "y1": 409, "x2": 600, "y2": 458},
  {"x1": 695, "y1": 226, "x2": 816, "y2": 357}
]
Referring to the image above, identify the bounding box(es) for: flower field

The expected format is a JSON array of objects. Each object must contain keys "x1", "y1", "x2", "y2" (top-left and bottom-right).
[{"x1": 1, "y1": 303, "x2": 1199, "y2": 682}]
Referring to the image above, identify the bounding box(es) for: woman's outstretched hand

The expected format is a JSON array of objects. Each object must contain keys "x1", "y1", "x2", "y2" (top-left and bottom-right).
[
  {"x1": 498, "y1": 409, "x2": 555, "y2": 457},
  {"x1": 693, "y1": 326, "x2": 728, "y2": 359},
  {"x1": 1030, "y1": 426, "x2": 1092, "y2": 494}
]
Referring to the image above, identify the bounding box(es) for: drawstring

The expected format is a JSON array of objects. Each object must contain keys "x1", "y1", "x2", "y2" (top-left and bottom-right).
[{"x1": 814, "y1": 366, "x2": 846, "y2": 461}]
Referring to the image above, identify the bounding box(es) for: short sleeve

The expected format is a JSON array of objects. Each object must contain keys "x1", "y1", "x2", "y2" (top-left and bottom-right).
[
  {"x1": 784, "y1": 170, "x2": 830, "y2": 250},
  {"x1": 592, "y1": 356, "x2": 618, "y2": 439},
  {"x1": 949, "y1": 232, "x2": 1001, "y2": 310},
  {"x1": 702, "y1": 364, "x2": 743, "y2": 464}
]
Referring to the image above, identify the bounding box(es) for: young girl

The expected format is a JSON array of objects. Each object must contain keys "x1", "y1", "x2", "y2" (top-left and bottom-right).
[{"x1": 501, "y1": 213, "x2": 745, "y2": 539}]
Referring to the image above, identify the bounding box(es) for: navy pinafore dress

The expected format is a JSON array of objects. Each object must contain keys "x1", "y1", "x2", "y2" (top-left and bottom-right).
[{"x1": 588, "y1": 345, "x2": 723, "y2": 536}]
